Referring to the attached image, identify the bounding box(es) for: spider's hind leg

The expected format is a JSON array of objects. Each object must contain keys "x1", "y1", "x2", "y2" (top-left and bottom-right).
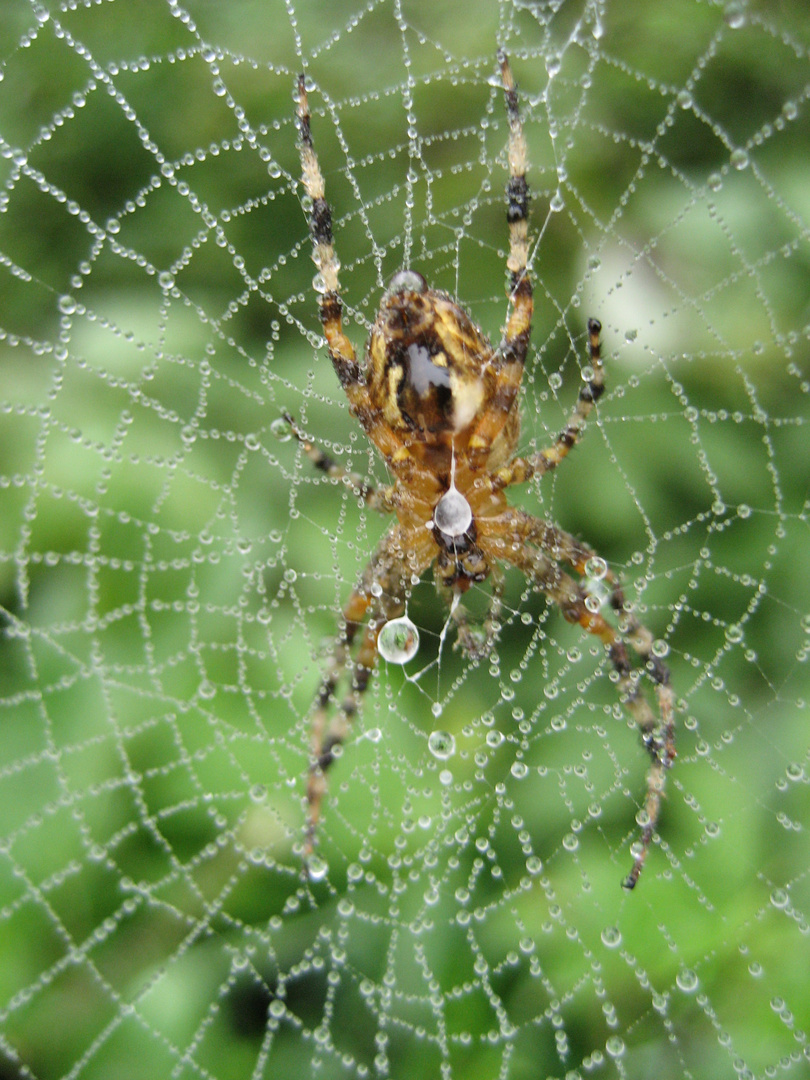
[
  {"x1": 303, "y1": 525, "x2": 431, "y2": 865},
  {"x1": 488, "y1": 510, "x2": 675, "y2": 888}
]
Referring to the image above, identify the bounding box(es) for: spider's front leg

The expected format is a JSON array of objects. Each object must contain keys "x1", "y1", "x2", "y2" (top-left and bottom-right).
[
  {"x1": 492, "y1": 317, "x2": 605, "y2": 490},
  {"x1": 297, "y1": 74, "x2": 406, "y2": 465}
]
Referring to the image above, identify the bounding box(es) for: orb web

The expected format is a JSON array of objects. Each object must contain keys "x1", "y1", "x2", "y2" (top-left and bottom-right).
[{"x1": 0, "y1": 1, "x2": 808, "y2": 1079}]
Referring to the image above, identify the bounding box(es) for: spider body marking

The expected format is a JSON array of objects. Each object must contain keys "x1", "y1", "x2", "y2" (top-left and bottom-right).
[{"x1": 291, "y1": 54, "x2": 675, "y2": 889}]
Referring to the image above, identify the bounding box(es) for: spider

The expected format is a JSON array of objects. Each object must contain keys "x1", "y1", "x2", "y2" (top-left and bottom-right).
[{"x1": 289, "y1": 54, "x2": 675, "y2": 889}]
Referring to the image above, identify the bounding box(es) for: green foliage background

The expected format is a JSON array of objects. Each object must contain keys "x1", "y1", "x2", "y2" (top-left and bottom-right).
[{"x1": 0, "y1": 2, "x2": 808, "y2": 1078}]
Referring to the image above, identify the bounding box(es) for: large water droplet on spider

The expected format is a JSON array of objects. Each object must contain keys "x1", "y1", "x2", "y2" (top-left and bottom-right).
[
  {"x1": 433, "y1": 486, "x2": 472, "y2": 537},
  {"x1": 378, "y1": 615, "x2": 420, "y2": 663}
]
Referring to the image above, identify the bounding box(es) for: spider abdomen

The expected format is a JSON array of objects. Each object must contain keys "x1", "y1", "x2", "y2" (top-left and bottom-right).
[{"x1": 367, "y1": 273, "x2": 497, "y2": 443}]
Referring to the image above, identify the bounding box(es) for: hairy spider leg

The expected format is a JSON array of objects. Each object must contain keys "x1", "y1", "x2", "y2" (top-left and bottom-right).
[
  {"x1": 468, "y1": 51, "x2": 533, "y2": 467},
  {"x1": 297, "y1": 75, "x2": 405, "y2": 465},
  {"x1": 303, "y1": 525, "x2": 434, "y2": 862},
  {"x1": 283, "y1": 412, "x2": 397, "y2": 514},
  {"x1": 491, "y1": 318, "x2": 605, "y2": 490},
  {"x1": 478, "y1": 508, "x2": 675, "y2": 888}
]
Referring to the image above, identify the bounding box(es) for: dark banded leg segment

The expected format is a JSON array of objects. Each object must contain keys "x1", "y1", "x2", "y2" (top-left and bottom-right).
[
  {"x1": 492, "y1": 318, "x2": 605, "y2": 490},
  {"x1": 490, "y1": 514, "x2": 675, "y2": 888},
  {"x1": 469, "y1": 52, "x2": 532, "y2": 465},
  {"x1": 283, "y1": 412, "x2": 397, "y2": 514},
  {"x1": 303, "y1": 526, "x2": 432, "y2": 866},
  {"x1": 297, "y1": 75, "x2": 367, "y2": 410}
]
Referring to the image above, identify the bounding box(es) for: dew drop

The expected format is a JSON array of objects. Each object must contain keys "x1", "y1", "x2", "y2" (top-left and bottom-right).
[
  {"x1": 270, "y1": 416, "x2": 292, "y2": 441},
  {"x1": 676, "y1": 968, "x2": 698, "y2": 993},
  {"x1": 730, "y1": 147, "x2": 749, "y2": 170},
  {"x1": 724, "y1": 1, "x2": 747, "y2": 28},
  {"x1": 378, "y1": 616, "x2": 420, "y2": 663},
  {"x1": 585, "y1": 556, "x2": 608, "y2": 580},
  {"x1": 606, "y1": 1036, "x2": 625, "y2": 1059},
  {"x1": 428, "y1": 730, "x2": 456, "y2": 760},
  {"x1": 601, "y1": 925, "x2": 622, "y2": 948},
  {"x1": 432, "y1": 486, "x2": 472, "y2": 537},
  {"x1": 307, "y1": 855, "x2": 328, "y2": 881}
]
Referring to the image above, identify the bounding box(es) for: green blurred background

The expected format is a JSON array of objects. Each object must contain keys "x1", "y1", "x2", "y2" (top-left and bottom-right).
[{"x1": 0, "y1": 1, "x2": 808, "y2": 1078}]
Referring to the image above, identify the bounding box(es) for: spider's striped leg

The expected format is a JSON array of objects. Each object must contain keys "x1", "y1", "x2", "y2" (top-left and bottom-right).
[
  {"x1": 469, "y1": 51, "x2": 533, "y2": 464},
  {"x1": 491, "y1": 318, "x2": 605, "y2": 490},
  {"x1": 283, "y1": 412, "x2": 397, "y2": 514},
  {"x1": 297, "y1": 75, "x2": 355, "y2": 386},
  {"x1": 304, "y1": 586, "x2": 376, "y2": 862},
  {"x1": 486, "y1": 512, "x2": 674, "y2": 888},
  {"x1": 297, "y1": 75, "x2": 406, "y2": 465},
  {"x1": 304, "y1": 525, "x2": 432, "y2": 863}
]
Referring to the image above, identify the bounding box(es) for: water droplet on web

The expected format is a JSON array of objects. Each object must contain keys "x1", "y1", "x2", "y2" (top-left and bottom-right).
[
  {"x1": 676, "y1": 968, "x2": 699, "y2": 993},
  {"x1": 585, "y1": 556, "x2": 608, "y2": 580},
  {"x1": 307, "y1": 855, "x2": 328, "y2": 882},
  {"x1": 708, "y1": 171, "x2": 723, "y2": 192},
  {"x1": 770, "y1": 888, "x2": 789, "y2": 909},
  {"x1": 428, "y1": 731, "x2": 455, "y2": 760},
  {"x1": 724, "y1": 1, "x2": 747, "y2": 28},
  {"x1": 270, "y1": 417, "x2": 292, "y2": 441},
  {"x1": 378, "y1": 616, "x2": 419, "y2": 663},
  {"x1": 158, "y1": 270, "x2": 175, "y2": 290},
  {"x1": 730, "y1": 147, "x2": 750, "y2": 170},
  {"x1": 601, "y1": 926, "x2": 622, "y2": 948}
]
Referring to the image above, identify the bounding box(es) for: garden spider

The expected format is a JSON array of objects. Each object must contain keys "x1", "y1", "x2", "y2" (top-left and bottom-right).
[{"x1": 290, "y1": 54, "x2": 675, "y2": 889}]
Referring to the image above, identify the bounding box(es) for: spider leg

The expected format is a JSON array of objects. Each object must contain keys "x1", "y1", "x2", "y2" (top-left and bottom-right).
[
  {"x1": 469, "y1": 52, "x2": 533, "y2": 464},
  {"x1": 297, "y1": 76, "x2": 360, "y2": 395},
  {"x1": 484, "y1": 509, "x2": 675, "y2": 888},
  {"x1": 492, "y1": 318, "x2": 605, "y2": 490},
  {"x1": 304, "y1": 525, "x2": 432, "y2": 862},
  {"x1": 297, "y1": 75, "x2": 408, "y2": 465},
  {"x1": 283, "y1": 412, "x2": 397, "y2": 514}
]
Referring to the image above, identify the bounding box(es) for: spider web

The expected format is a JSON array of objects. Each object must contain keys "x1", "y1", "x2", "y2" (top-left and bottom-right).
[{"x1": 0, "y1": 1, "x2": 808, "y2": 1078}]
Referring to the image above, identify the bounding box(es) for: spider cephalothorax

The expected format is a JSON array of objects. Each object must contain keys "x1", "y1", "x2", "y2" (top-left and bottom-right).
[{"x1": 289, "y1": 54, "x2": 675, "y2": 888}]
